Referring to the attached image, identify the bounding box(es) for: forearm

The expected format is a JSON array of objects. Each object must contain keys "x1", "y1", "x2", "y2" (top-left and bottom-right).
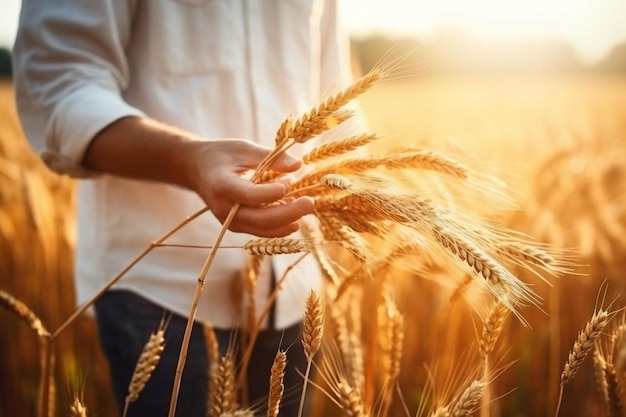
[{"x1": 83, "y1": 116, "x2": 197, "y2": 190}]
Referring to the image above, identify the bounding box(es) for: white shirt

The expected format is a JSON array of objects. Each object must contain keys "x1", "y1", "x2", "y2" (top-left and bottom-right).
[{"x1": 13, "y1": 0, "x2": 352, "y2": 329}]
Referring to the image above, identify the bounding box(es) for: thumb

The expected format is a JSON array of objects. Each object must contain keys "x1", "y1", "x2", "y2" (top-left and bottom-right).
[{"x1": 268, "y1": 152, "x2": 302, "y2": 173}]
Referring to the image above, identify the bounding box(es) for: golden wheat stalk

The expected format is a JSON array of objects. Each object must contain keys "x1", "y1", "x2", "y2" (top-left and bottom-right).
[
  {"x1": 334, "y1": 243, "x2": 416, "y2": 301},
  {"x1": 604, "y1": 360, "x2": 624, "y2": 417},
  {"x1": 479, "y1": 300, "x2": 509, "y2": 361},
  {"x1": 69, "y1": 397, "x2": 88, "y2": 417},
  {"x1": 337, "y1": 378, "x2": 366, "y2": 417},
  {"x1": 289, "y1": 150, "x2": 468, "y2": 195},
  {"x1": 267, "y1": 351, "x2": 287, "y2": 417},
  {"x1": 0, "y1": 289, "x2": 50, "y2": 337},
  {"x1": 431, "y1": 225, "x2": 538, "y2": 324},
  {"x1": 299, "y1": 219, "x2": 340, "y2": 286},
  {"x1": 555, "y1": 308, "x2": 610, "y2": 417},
  {"x1": 203, "y1": 322, "x2": 220, "y2": 414},
  {"x1": 451, "y1": 380, "x2": 486, "y2": 417},
  {"x1": 287, "y1": 71, "x2": 380, "y2": 145},
  {"x1": 298, "y1": 290, "x2": 324, "y2": 417},
  {"x1": 303, "y1": 133, "x2": 378, "y2": 164},
  {"x1": 210, "y1": 352, "x2": 237, "y2": 417},
  {"x1": 389, "y1": 312, "x2": 404, "y2": 381},
  {"x1": 274, "y1": 116, "x2": 293, "y2": 147},
  {"x1": 303, "y1": 290, "x2": 324, "y2": 361},
  {"x1": 594, "y1": 350, "x2": 611, "y2": 415},
  {"x1": 561, "y1": 309, "x2": 610, "y2": 385},
  {"x1": 243, "y1": 238, "x2": 310, "y2": 256},
  {"x1": 122, "y1": 328, "x2": 166, "y2": 417},
  {"x1": 318, "y1": 216, "x2": 367, "y2": 263}
]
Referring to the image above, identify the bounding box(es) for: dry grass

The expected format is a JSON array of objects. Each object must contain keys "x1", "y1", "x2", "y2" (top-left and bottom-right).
[{"x1": 2, "y1": 71, "x2": 626, "y2": 417}]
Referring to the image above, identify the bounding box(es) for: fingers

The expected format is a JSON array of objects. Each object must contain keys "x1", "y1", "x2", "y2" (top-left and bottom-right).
[{"x1": 217, "y1": 197, "x2": 315, "y2": 238}]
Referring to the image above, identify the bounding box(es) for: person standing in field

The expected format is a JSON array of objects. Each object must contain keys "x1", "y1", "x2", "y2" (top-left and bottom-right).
[{"x1": 12, "y1": 1, "x2": 354, "y2": 415}]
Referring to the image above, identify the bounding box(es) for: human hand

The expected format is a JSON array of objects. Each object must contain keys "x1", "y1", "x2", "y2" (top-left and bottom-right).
[{"x1": 184, "y1": 139, "x2": 314, "y2": 237}]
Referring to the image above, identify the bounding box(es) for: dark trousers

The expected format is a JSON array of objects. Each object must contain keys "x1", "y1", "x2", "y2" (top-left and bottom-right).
[{"x1": 94, "y1": 290, "x2": 309, "y2": 417}]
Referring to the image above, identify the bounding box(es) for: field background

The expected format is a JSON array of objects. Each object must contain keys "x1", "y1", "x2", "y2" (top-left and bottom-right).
[{"x1": 1, "y1": 69, "x2": 626, "y2": 417}]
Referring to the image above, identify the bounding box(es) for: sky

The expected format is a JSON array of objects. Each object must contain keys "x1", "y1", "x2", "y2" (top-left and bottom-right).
[{"x1": 2, "y1": 0, "x2": 626, "y2": 64}]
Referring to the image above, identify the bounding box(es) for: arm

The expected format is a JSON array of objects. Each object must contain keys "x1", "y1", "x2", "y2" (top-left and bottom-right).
[{"x1": 84, "y1": 116, "x2": 314, "y2": 237}]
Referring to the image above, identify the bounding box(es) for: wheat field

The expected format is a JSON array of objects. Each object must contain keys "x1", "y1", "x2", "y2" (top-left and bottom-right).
[{"x1": 1, "y1": 71, "x2": 626, "y2": 417}]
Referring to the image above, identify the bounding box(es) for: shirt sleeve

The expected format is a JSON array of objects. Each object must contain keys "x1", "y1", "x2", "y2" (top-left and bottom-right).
[{"x1": 12, "y1": 0, "x2": 145, "y2": 177}]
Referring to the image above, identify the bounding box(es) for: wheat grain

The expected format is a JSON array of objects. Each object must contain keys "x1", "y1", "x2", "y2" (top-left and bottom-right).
[
  {"x1": 604, "y1": 360, "x2": 624, "y2": 417},
  {"x1": 274, "y1": 116, "x2": 292, "y2": 147},
  {"x1": 287, "y1": 71, "x2": 380, "y2": 144},
  {"x1": 211, "y1": 352, "x2": 237, "y2": 416},
  {"x1": 451, "y1": 380, "x2": 485, "y2": 417},
  {"x1": 561, "y1": 309, "x2": 610, "y2": 385},
  {"x1": 290, "y1": 151, "x2": 467, "y2": 194},
  {"x1": 389, "y1": 311, "x2": 404, "y2": 381},
  {"x1": 243, "y1": 238, "x2": 309, "y2": 256},
  {"x1": 303, "y1": 133, "x2": 378, "y2": 164},
  {"x1": 69, "y1": 397, "x2": 88, "y2": 417},
  {"x1": 299, "y1": 220, "x2": 340, "y2": 286},
  {"x1": 203, "y1": 322, "x2": 220, "y2": 415},
  {"x1": 594, "y1": 350, "x2": 611, "y2": 414},
  {"x1": 319, "y1": 216, "x2": 367, "y2": 262},
  {"x1": 320, "y1": 174, "x2": 354, "y2": 191},
  {"x1": 0, "y1": 290, "x2": 49, "y2": 337},
  {"x1": 124, "y1": 329, "x2": 165, "y2": 412},
  {"x1": 431, "y1": 226, "x2": 539, "y2": 323},
  {"x1": 267, "y1": 351, "x2": 286, "y2": 417},
  {"x1": 337, "y1": 378, "x2": 366, "y2": 417},
  {"x1": 479, "y1": 300, "x2": 509, "y2": 360},
  {"x1": 303, "y1": 290, "x2": 324, "y2": 360}
]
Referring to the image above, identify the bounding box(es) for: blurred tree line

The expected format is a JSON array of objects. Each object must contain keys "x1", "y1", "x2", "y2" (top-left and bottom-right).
[{"x1": 351, "y1": 35, "x2": 626, "y2": 75}]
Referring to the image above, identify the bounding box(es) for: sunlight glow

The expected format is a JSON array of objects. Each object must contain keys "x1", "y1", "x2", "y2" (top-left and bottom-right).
[{"x1": 340, "y1": 0, "x2": 626, "y2": 63}]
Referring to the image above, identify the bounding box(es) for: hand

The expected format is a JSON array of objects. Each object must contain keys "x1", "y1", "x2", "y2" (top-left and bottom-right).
[{"x1": 184, "y1": 139, "x2": 314, "y2": 237}]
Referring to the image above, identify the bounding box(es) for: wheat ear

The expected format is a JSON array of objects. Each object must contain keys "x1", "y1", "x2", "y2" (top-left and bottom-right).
[
  {"x1": 244, "y1": 238, "x2": 309, "y2": 256},
  {"x1": 122, "y1": 327, "x2": 166, "y2": 417},
  {"x1": 451, "y1": 380, "x2": 486, "y2": 417},
  {"x1": 303, "y1": 133, "x2": 378, "y2": 164},
  {"x1": 203, "y1": 322, "x2": 220, "y2": 414},
  {"x1": 298, "y1": 290, "x2": 324, "y2": 417},
  {"x1": 337, "y1": 378, "x2": 366, "y2": 417},
  {"x1": 69, "y1": 397, "x2": 88, "y2": 417},
  {"x1": 290, "y1": 151, "x2": 467, "y2": 195},
  {"x1": 0, "y1": 290, "x2": 49, "y2": 337},
  {"x1": 299, "y1": 219, "x2": 340, "y2": 286},
  {"x1": 267, "y1": 351, "x2": 287, "y2": 417},
  {"x1": 604, "y1": 360, "x2": 624, "y2": 417},
  {"x1": 287, "y1": 71, "x2": 380, "y2": 144},
  {"x1": 594, "y1": 350, "x2": 611, "y2": 414},
  {"x1": 211, "y1": 352, "x2": 237, "y2": 416},
  {"x1": 555, "y1": 308, "x2": 610, "y2": 416},
  {"x1": 479, "y1": 300, "x2": 510, "y2": 362}
]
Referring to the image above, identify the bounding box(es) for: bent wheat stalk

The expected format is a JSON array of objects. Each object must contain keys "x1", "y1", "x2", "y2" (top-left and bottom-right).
[
  {"x1": 555, "y1": 307, "x2": 610, "y2": 417},
  {"x1": 297, "y1": 290, "x2": 324, "y2": 417},
  {"x1": 123, "y1": 326, "x2": 166, "y2": 417}
]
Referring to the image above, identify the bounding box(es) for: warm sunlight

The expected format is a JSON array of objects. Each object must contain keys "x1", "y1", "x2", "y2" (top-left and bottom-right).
[{"x1": 340, "y1": 0, "x2": 626, "y2": 63}]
